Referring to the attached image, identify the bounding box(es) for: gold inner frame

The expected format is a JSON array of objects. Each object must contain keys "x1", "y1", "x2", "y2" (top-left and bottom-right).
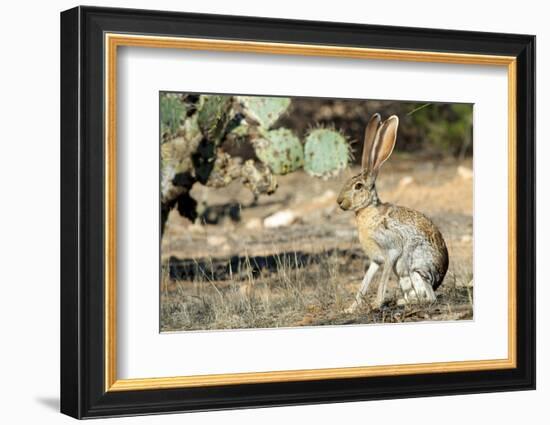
[{"x1": 104, "y1": 33, "x2": 517, "y2": 392}]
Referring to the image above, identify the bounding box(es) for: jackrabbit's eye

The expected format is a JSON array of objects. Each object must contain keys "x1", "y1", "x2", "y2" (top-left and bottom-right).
[{"x1": 354, "y1": 182, "x2": 364, "y2": 190}]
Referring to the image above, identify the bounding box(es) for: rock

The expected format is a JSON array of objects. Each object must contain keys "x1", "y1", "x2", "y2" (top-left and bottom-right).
[
  {"x1": 264, "y1": 210, "x2": 296, "y2": 228},
  {"x1": 263, "y1": 190, "x2": 337, "y2": 228}
]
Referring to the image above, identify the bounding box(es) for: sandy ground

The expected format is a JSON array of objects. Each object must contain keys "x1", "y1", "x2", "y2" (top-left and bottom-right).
[{"x1": 161, "y1": 155, "x2": 473, "y2": 331}]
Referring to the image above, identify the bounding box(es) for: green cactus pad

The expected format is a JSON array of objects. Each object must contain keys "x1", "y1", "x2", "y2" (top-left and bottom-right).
[
  {"x1": 160, "y1": 94, "x2": 186, "y2": 140},
  {"x1": 197, "y1": 95, "x2": 233, "y2": 144},
  {"x1": 237, "y1": 96, "x2": 291, "y2": 128},
  {"x1": 253, "y1": 128, "x2": 304, "y2": 175},
  {"x1": 304, "y1": 128, "x2": 349, "y2": 178}
]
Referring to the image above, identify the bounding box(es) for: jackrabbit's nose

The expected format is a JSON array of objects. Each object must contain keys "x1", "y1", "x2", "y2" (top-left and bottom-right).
[{"x1": 337, "y1": 196, "x2": 351, "y2": 210}]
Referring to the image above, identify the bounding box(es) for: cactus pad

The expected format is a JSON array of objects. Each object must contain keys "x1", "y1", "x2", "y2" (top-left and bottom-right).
[
  {"x1": 304, "y1": 128, "x2": 349, "y2": 178},
  {"x1": 253, "y1": 128, "x2": 304, "y2": 175},
  {"x1": 197, "y1": 95, "x2": 233, "y2": 144},
  {"x1": 237, "y1": 96, "x2": 291, "y2": 128},
  {"x1": 160, "y1": 94, "x2": 186, "y2": 140}
]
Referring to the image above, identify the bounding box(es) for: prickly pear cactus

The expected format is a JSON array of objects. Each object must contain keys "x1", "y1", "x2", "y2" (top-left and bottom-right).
[
  {"x1": 159, "y1": 92, "x2": 353, "y2": 234},
  {"x1": 197, "y1": 95, "x2": 233, "y2": 144},
  {"x1": 160, "y1": 93, "x2": 187, "y2": 140},
  {"x1": 237, "y1": 96, "x2": 290, "y2": 128},
  {"x1": 252, "y1": 128, "x2": 304, "y2": 175},
  {"x1": 240, "y1": 160, "x2": 278, "y2": 196},
  {"x1": 303, "y1": 128, "x2": 350, "y2": 178}
]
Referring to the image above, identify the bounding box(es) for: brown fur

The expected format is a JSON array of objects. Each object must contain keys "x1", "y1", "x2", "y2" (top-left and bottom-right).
[
  {"x1": 355, "y1": 204, "x2": 449, "y2": 289},
  {"x1": 337, "y1": 114, "x2": 449, "y2": 309},
  {"x1": 383, "y1": 204, "x2": 448, "y2": 288},
  {"x1": 355, "y1": 206, "x2": 387, "y2": 262}
]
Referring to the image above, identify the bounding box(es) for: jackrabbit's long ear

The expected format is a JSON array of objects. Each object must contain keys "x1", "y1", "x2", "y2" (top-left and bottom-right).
[
  {"x1": 370, "y1": 115, "x2": 399, "y2": 174},
  {"x1": 361, "y1": 113, "x2": 381, "y2": 170}
]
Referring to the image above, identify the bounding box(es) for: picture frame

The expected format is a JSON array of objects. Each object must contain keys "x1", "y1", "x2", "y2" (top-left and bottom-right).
[{"x1": 60, "y1": 5, "x2": 535, "y2": 419}]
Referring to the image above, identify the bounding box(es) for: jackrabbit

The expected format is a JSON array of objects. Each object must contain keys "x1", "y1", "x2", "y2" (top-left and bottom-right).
[{"x1": 337, "y1": 113, "x2": 448, "y2": 313}]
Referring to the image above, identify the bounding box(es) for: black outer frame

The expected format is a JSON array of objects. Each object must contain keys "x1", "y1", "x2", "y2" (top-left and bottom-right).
[{"x1": 60, "y1": 5, "x2": 536, "y2": 419}]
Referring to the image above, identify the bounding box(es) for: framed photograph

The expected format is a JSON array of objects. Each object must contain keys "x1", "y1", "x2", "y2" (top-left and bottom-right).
[{"x1": 60, "y1": 6, "x2": 535, "y2": 419}]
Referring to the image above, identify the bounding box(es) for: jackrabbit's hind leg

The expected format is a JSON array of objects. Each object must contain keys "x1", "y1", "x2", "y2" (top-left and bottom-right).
[
  {"x1": 398, "y1": 276, "x2": 417, "y2": 305},
  {"x1": 345, "y1": 261, "x2": 379, "y2": 314},
  {"x1": 372, "y1": 260, "x2": 394, "y2": 309},
  {"x1": 411, "y1": 270, "x2": 436, "y2": 303}
]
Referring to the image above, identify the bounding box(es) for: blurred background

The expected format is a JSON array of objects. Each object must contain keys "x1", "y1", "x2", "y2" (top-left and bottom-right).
[{"x1": 280, "y1": 98, "x2": 473, "y2": 159}]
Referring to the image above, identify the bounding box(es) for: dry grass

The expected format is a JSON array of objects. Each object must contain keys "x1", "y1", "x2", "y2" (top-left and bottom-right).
[{"x1": 160, "y1": 247, "x2": 473, "y2": 332}]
